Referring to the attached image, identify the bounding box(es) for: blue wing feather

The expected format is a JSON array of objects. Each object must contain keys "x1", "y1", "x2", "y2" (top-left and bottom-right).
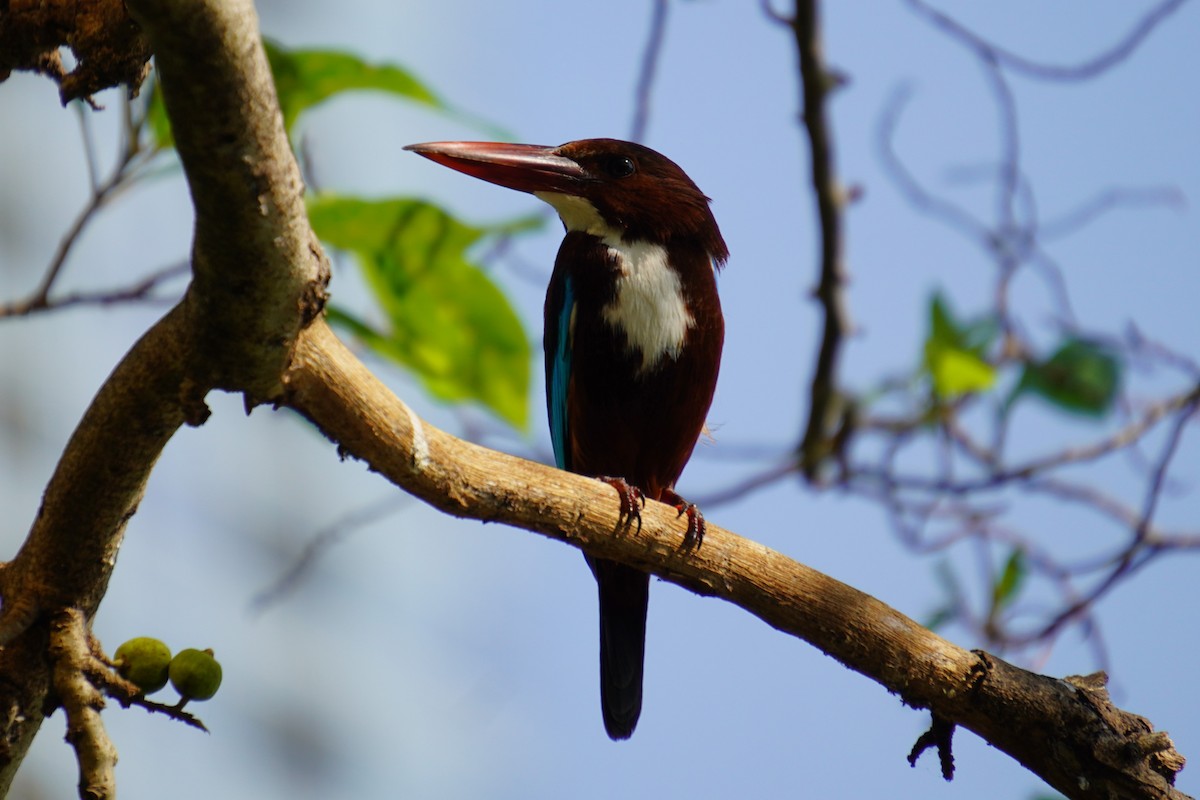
[{"x1": 549, "y1": 275, "x2": 574, "y2": 470}]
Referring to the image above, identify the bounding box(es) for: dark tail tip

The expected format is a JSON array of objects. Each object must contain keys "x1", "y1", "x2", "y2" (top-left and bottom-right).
[
  {"x1": 590, "y1": 557, "x2": 650, "y2": 740},
  {"x1": 603, "y1": 704, "x2": 639, "y2": 740}
]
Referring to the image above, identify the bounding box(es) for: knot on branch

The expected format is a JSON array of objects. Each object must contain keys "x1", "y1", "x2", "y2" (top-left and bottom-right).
[{"x1": 1066, "y1": 672, "x2": 1187, "y2": 784}]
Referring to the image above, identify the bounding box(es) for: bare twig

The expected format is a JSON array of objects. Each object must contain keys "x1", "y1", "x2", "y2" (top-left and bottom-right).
[
  {"x1": 785, "y1": 0, "x2": 854, "y2": 479},
  {"x1": 904, "y1": 0, "x2": 1188, "y2": 81},
  {"x1": 250, "y1": 493, "x2": 412, "y2": 614},
  {"x1": 1040, "y1": 186, "x2": 1186, "y2": 240},
  {"x1": 49, "y1": 608, "x2": 118, "y2": 800},
  {"x1": 877, "y1": 85, "x2": 993, "y2": 246},
  {"x1": 75, "y1": 102, "x2": 102, "y2": 193},
  {"x1": 117, "y1": 696, "x2": 210, "y2": 733},
  {"x1": 0, "y1": 126, "x2": 151, "y2": 319},
  {"x1": 1133, "y1": 391, "x2": 1199, "y2": 539},
  {"x1": 693, "y1": 458, "x2": 799, "y2": 507},
  {"x1": 1, "y1": 262, "x2": 189, "y2": 318},
  {"x1": 858, "y1": 0, "x2": 1199, "y2": 665},
  {"x1": 629, "y1": 0, "x2": 670, "y2": 143}
]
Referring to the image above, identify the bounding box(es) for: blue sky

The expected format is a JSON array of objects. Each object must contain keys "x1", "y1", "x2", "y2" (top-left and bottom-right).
[{"x1": 2, "y1": 1, "x2": 1198, "y2": 798}]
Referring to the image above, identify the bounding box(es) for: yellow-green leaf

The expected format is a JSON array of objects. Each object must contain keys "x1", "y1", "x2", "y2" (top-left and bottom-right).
[
  {"x1": 926, "y1": 340, "x2": 993, "y2": 398},
  {"x1": 925, "y1": 341, "x2": 996, "y2": 398},
  {"x1": 991, "y1": 548, "x2": 1027, "y2": 612},
  {"x1": 922, "y1": 293, "x2": 997, "y2": 399},
  {"x1": 310, "y1": 195, "x2": 541, "y2": 429},
  {"x1": 145, "y1": 39, "x2": 494, "y2": 150}
]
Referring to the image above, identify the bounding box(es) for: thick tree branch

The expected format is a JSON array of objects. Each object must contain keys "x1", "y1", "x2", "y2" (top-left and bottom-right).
[
  {"x1": 0, "y1": 0, "x2": 326, "y2": 792},
  {"x1": 0, "y1": 306, "x2": 190, "y2": 796},
  {"x1": 285, "y1": 319, "x2": 1188, "y2": 800},
  {"x1": 135, "y1": 0, "x2": 329, "y2": 399}
]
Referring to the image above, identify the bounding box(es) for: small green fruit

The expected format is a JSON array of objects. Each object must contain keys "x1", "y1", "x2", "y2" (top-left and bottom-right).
[
  {"x1": 169, "y1": 648, "x2": 223, "y2": 702},
  {"x1": 113, "y1": 637, "x2": 172, "y2": 694}
]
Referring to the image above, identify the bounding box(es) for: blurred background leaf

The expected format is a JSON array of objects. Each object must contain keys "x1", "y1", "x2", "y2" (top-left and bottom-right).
[
  {"x1": 923, "y1": 292, "x2": 997, "y2": 399},
  {"x1": 1011, "y1": 338, "x2": 1121, "y2": 418},
  {"x1": 147, "y1": 39, "x2": 506, "y2": 149},
  {"x1": 310, "y1": 195, "x2": 542, "y2": 428}
]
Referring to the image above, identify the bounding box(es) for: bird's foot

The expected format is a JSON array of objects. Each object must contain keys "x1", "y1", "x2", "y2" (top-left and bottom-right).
[
  {"x1": 661, "y1": 489, "x2": 706, "y2": 549},
  {"x1": 598, "y1": 476, "x2": 645, "y2": 533}
]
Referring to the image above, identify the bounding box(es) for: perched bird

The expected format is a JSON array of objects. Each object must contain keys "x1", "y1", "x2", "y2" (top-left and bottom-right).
[{"x1": 405, "y1": 139, "x2": 726, "y2": 739}]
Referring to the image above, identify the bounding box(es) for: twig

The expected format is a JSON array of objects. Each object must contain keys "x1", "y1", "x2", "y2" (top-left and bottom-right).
[
  {"x1": 629, "y1": 0, "x2": 670, "y2": 143},
  {"x1": 49, "y1": 608, "x2": 118, "y2": 800},
  {"x1": 118, "y1": 696, "x2": 210, "y2": 732},
  {"x1": 250, "y1": 493, "x2": 412, "y2": 613},
  {"x1": 1040, "y1": 186, "x2": 1186, "y2": 240},
  {"x1": 1132, "y1": 391, "x2": 1199, "y2": 539},
  {"x1": 877, "y1": 85, "x2": 992, "y2": 246},
  {"x1": 904, "y1": 0, "x2": 1188, "y2": 81},
  {"x1": 75, "y1": 101, "x2": 102, "y2": 193},
  {"x1": 692, "y1": 458, "x2": 799, "y2": 507},
  {"x1": 0, "y1": 262, "x2": 189, "y2": 318},
  {"x1": 786, "y1": 0, "x2": 854, "y2": 479},
  {"x1": 867, "y1": 0, "x2": 1198, "y2": 667},
  {"x1": 0, "y1": 144, "x2": 148, "y2": 318}
]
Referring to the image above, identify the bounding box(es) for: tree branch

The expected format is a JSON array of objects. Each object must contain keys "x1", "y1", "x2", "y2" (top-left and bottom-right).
[
  {"x1": 0, "y1": 0, "x2": 327, "y2": 791},
  {"x1": 782, "y1": 0, "x2": 854, "y2": 479},
  {"x1": 284, "y1": 319, "x2": 1188, "y2": 800},
  {"x1": 629, "y1": 0, "x2": 669, "y2": 143},
  {"x1": 49, "y1": 609, "x2": 118, "y2": 800}
]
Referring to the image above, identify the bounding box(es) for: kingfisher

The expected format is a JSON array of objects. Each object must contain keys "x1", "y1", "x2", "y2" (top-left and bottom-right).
[{"x1": 405, "y1": 138, "x2": 726, "y2": 739}]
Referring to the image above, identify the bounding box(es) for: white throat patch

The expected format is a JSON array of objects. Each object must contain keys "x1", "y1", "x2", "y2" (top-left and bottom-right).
[
  {"x1": 602, "y1": 240, "x2": 692, "y2": 372},
  {"x1": 535, "y1": 191, "x2": 693, "y2": 372}
]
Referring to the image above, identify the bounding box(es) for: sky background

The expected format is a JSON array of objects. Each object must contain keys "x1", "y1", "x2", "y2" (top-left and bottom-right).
[{"x1": 2, "y1": 1, "x2": 1198, "y2": 798}]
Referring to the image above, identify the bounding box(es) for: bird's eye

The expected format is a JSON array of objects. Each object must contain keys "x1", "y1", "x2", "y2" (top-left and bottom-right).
[{"x1": 602, "y1": 155, "x2": 636, "y2": 179}]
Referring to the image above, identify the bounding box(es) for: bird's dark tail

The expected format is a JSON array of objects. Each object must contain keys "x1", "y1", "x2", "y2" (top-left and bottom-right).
[{"x1": 587, "y1": 556, "x2": 650, "y2": 740}]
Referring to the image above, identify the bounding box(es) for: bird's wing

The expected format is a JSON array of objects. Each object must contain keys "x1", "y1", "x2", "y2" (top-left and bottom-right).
[{"x1": 546, "y1": 272, "x2": 575, "y2": 471}]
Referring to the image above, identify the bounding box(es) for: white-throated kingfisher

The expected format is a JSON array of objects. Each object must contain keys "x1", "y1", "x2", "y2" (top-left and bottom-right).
[{"x1": 405, "y1": 139, "x2": 726, "y2": 739}]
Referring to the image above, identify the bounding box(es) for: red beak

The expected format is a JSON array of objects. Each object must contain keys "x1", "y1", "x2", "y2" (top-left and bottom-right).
[{"x1": 404, "y1": 141, "x2": 587, "y2": 195}]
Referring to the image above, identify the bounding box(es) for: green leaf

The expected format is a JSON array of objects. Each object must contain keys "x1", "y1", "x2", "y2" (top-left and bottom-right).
[
  {"x1": 925, "y1": 343, "x2": 996, "y2": 398},
  {"x1": 310, "y1": 195, "x2": 541, "y2": 429},
  {"x1": 991, "y1": 548, "x2": 1027, "y2": 612},
  {"x1": 923, "y1": 293, "x2": 996, "y2": 399},
  {"x1": 145, "y1": 39, "x2": 501, "y2": 150},
  {"x1": 928, "y1": 293, "x2": 959, "y2": 348},
  {"x1": 1014, "y1": 337, "x2": 1120, "y2": 417},
  {"x1": 264, "y1": 39, "x2": 444, "y2": 133}
]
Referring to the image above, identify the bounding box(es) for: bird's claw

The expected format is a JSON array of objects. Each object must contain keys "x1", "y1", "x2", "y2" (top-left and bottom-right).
[
  {"x1": 599, "y1": 476, "x2": 645, "y2": 533},
  {"x1": 662, "y1": 489, "x2": 705, "y2": 548}
]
